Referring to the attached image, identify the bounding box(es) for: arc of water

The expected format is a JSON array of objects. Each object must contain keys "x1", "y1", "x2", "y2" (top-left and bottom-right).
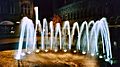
[
  {"x1": 33, "y1": 7, "x2": 42, "y2": 49},
  {"x1": 89, "y1": 18, "x2": 112, "y2": 64},
  {"x1": 92, "y1": 19, "x2": 111, "y2": 61},
  {"x1": 94, "y1": 21, "x2": 100, "y2": 55},
  {"x1": 88, "y1": 21, "x2": 95, "y2": 53},
  {"x1": 88, "y1": 21, "x2": 95, "y2": 30},
  {"x1": 100, "y1": 18, "x2": 112, "y2": 63},
  {"x1": 62, "y1": 21, "x2": 71, "y2": 50},
  {"x1": 99, "y1": 21, "x2": 105, "y2": 55},
  {"x1": 41, "y1": 18, "x2": 49, "y2": 50},
  {"x1": 15, "y1": 19, "x2": 26, "y2": 60},
  {"x1": 49, "y1": 21, "x2": 54, "y2": 50},
  {"x1": 15, "y1": 17, "x2": 34, "y2": 60},
  {"x1": 89, "y1": 20, "x2": 101, "y2": 55},
  {"x1": 99, "y1": 24, "x2": 105, "y2": 55},
  {"x1": 77, "y1": 21, "x2": 89, "y2": 52},
  {"x1": 34, "y1": 20, "x2": 42, "y2": 49},
  {"x1": 54, "y1": 23, "x2": 62, "y2": 50},
  {"x1": 98, "y1": 19, "x2": 112, "y2": 63},
  {"x1": 26, "y1": 20, "x2": 35, "y2": 52},
  {"x1": 71, "y1": 22, "x2": 80, "y2": 49}
]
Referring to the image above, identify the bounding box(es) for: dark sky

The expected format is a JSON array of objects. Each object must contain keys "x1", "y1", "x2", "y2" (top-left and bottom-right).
[
  {"x1": 34, "y1": 0, "x2": 120, "y2": 19},
  {"x1": 34, "y1": 0, "x2": 64, "y2": 20},
  {"x1": 34, "y1": 0, "x2": 51, "y2": 19},
  {"x1": 34, "y1": 0, "x2": 54, "y2": 20}
]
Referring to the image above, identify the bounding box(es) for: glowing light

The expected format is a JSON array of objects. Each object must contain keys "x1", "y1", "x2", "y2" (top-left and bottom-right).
[
  {"x1": 16, "y1": 21, "x2": 20, "y2": 24},
  {"x1": 36, "y1": 49, "x2": 40, "y2": 53},
  {"x1": 105, "y1": 59, "x2": 109, "y2": 61},
  {"x1": 96, "y1": 53, "x2": 99, "y2": 55},
  {"x1": 10, "y1": 31, "x2": 15, "y2": 33},
  {"x1": 64, "y1": 49, "x2": 67, "y2": 52},
  {"x1": 73, "y1": 50, "x2": 77, "y2": 53},
  {"x1": 91, "y1": 53, "x2": 95, "y2": 56},
  {"x1": 45, "y1": 49, "x2": 48, "y2": 52},
  {"x1": 82, "y1": 51, "x2": 86, "y2": 54},
  {"x1": 99, "y1": 55, "x2": 103, "y2": 58},
  {"x1": 54, "y1": 49, "x2": 58, "y2": 52}
]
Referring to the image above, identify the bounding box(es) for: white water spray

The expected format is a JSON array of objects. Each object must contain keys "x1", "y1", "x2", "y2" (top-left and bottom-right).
[
  {"x1": 62, "y1": 21, "x2": 71, "y2": 50},
  {"x1": 15, "y1": 7, "x2": 113, "y2": 64},
  {"x1": 15, "y1": 17, "x2": 34, "y2": 60}
]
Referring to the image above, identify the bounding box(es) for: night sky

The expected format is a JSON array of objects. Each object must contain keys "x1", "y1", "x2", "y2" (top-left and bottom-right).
[
  {"x1": 0, "y1": 0, "x2": 120, "y2": 20},
  {"x1": 34, "y1": 0, "x2": 120, "y2": 20},
  {"x1": 34, "y1": 0, "x2": 64, "y2": 20},
  {"x1": 34, "y1": 0, "x2": 53, "y2": 19}
]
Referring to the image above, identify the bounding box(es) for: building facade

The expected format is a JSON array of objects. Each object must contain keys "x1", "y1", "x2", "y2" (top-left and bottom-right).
[
  {"x1": 20, "y1": 0, "x2": 34, "y2": 19},
  {"x1": 0, "y1": 0, "x2": 34, "y2": 22},
  {"x1": 0, "y1": 0, "x2": 34, "y2": 36},
  {"x1": 55, "y1": 0, "x2": 117, "y2": 24}
]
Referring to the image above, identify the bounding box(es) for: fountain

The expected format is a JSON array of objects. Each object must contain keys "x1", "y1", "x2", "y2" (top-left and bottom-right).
[
  {"x1": 15, "y1": 7, "x2": 113, "y2": 64},
  {"x1": 54, "y1": 23, "x2": 62, "y2": 50},
  {"x1": 62, "y1": 21, "x2": 71, "y2": 50},
  {"x1": 15, "y1": 17, "x2": 35, "y2": 60}
]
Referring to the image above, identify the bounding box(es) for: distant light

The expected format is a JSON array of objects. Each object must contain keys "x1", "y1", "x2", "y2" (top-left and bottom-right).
[
  {"x1": 36, "y1": 49, "x2": 40, "y2": 53},
  {"x1": 99, "y1": 55, "x2": 103, "y2": 58},
  {"x1": 96, "y1": 53, "x2": 99, "y2": 55},
  {"x1": 64, "y1": 49, "x2": 67, "y2": 52},
  {"x1": 82, "y1": 51, "x2": 86, "y2": 54},
  {"x1": 16, "y1": 22, "x2": 20, "y2": 24},
  {"x1": 45, "y1": 49, "x2": 48, "y2": 52},
  {"x1": 10, "y1": 31, "x2": 15, "y2": 33},
  {"x1": 73, "y1": 50, "x2": 77, "y2": 53},
  {"x1": 91, "y1": 53, "x2": 95, "y2": 56},
  {"x1": 113, "y1": 41, "x2": 117, "y2": 46},
  {"x1": 54, "y1": 49, "x2": 58, "y2": 52}
]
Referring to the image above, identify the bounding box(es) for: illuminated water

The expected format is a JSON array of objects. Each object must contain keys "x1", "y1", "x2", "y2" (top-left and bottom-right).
[
  {"x1": 15, "y1": 7, "x2": 113, "y2": 64},
  {"x1": 15, "y1": 17, "x2": 35, "y2": 60},
  {"x1": 71, "y1": 22, "x2": 79, "y2": 50},
  {"x1": 62, "y1": 21, "x2": 71, "y2": 50}
]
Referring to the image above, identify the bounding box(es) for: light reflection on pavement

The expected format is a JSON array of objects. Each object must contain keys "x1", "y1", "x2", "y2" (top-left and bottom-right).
[{"x1": 0, "y1": 50, "x2": 99, "y2": 67}]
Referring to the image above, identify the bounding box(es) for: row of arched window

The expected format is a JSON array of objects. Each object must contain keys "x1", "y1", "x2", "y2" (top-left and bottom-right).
[{"x1": 58, "y1": 6, "x2": 109, "y2": 21}]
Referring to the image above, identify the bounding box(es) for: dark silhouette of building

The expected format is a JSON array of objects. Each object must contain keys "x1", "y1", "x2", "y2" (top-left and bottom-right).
[
  {"x1": 55, "y1": 0, "x2": 120, "y2": 24},
  {"x1": 0, "y1": 0, "x2": 34, "y2": 36},
  {"x1": 0, "y1": 0, "x2": 34, "y2": 22}
]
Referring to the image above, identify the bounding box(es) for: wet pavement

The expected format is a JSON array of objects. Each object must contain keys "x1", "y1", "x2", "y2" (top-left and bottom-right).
[
  {"x1": 0, "y1": 37, "x2": 120, "y2": 67},
  {"x1": 0, "y1": 50, "x2": 98, "y2": 67}
]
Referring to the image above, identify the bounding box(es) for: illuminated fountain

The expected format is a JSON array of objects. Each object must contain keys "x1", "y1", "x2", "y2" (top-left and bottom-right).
[
  {"x1": 54, "y1": 23, "x2": 62, "y2": 50},
  {"x1": 62, "y1": 21, "x2": 71, "y2": 50},
  {"x1": 89, "y1": 18, "x2": 112, "y2": 62},
  {"x1": 15, "y1": 7, "x2": 113, "y2": 64},
  {"x1": 71, "y1": 22, "x2": 79, "y2": 50},
  {"x1": 15, "y1": 17, "x2": 35, "y2": 60}
]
